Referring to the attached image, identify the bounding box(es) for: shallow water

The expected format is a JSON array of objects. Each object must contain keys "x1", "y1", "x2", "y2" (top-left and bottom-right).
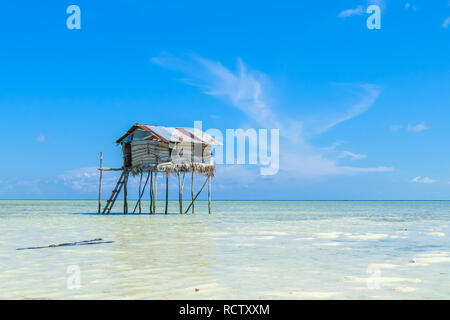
[{"x1": 0, "y1": 200, "x2": 449, "y2": 299}]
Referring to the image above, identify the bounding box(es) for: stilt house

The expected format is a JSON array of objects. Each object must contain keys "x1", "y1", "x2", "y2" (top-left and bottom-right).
[{"x1": 99, "y1": 124, "x2": 221, "y2": 215}]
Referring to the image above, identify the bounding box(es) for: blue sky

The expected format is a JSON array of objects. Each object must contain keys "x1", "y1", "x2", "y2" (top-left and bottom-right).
[{"x1": 0, "y1": 0, "x2": 449, "y2": 200}]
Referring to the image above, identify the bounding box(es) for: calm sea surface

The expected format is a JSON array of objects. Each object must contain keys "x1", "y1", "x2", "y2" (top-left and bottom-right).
[{"x1": 0, "y1": 200, "x2": 449, "y2": 299}]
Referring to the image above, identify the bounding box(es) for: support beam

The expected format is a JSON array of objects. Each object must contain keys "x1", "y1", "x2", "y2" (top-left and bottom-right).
[
  {"x1": 98, "y1": 152, "x2": 103, "y2": 214},
  {"x1": 165, "y1": 173, "x2": 168, "y2": 214},
  {"x1": 153, "y1": 172, "x2": 157, "y2": 214},
  {"x1": 138, "y1": 172, "x2": 143, "y2": 214},
  {"x1": 208, "y1": 175, "x2": 211, "y2": 215},
  {"x1": 149, "y1": 171, "x2": 153, "y2": 214},
  {"x1": 133, "y1": 171, "x2": 150, "y2": 214},
  {"x1": 123, "y1": 172, "x2": 129, "y2": 215},
  {"x1": 178, "y1": 172, "x2": 186, "y2": 214},
  {"x1": 191, "y1": 171, "x2": 194, "y2": 214},
  {"x1": 97, "y1": 167, "x2": 123, "y2": 171},
  {"x1": 184, "y1": 176, "x2": 209, "y2": 214},
  {"x1": 177, "y1": 173, "x2": 182, "y2": 214}
]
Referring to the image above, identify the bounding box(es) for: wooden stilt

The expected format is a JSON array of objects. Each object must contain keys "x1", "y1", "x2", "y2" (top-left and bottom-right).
[
  {"x1": 123, "y1": 172, "x2": 129, "y2": 215},
  {"x1": 177, "y1": 173, "x2": 182, "y2": 214},
  {"x1": 184, "y1": 176, "x2": 209, "y2": 214},
  {"x1": 178, "y1": 172, "x2": 186, "y2": 214},
  {"x1": 153, "y1": 172, "x2": 157, "y2": 214},
  {"x1": 98, "y1": 152, "x2": 103, "y2": 214},
  {"x1": 165, "y1": 173, "x2": 168, "y2": 214},
  {"x1": 138, "y1": 172, "x2": 143, "y2": 214},
  {"x1": 208, "y1": 176, "x2": 211, "y2": 214},
  {"x1": 149, "y1": 171, "x2": 153, "y2": 214},
  {"x1": 191, "y1": 171, "x2": 194, "y2": 214},
  {"x1": 133, "y1": 171, "x2": 150, "y2": 214}
]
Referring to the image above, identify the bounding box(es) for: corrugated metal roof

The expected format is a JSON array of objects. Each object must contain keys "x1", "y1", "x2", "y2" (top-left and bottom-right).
[{"x1": 116, "y1": 124, "x2": 222, "y2": 145}]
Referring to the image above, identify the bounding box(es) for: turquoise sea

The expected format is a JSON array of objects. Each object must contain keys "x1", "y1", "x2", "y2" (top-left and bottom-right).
[{"x1": 0, "y1": 200, "x2": 449, "y2": 299}]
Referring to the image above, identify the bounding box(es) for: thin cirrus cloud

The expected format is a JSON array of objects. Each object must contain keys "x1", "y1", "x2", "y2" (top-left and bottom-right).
[
  {"x1": 151, "y1": 53, "x2": 393, "y2": 182},
  {"x1": 407, "y1": 122, "x2": 430, "y2": 132},
  {"x1": 443, "y1": 16, "x2": 450, "y2": 28},
  {"x1": 37, "y1": 133, "x2": 45, "y2": 143},
  {"x1": 411, "y1": 176, "x2": 436, "y2": 184},
  {"x1": 339, "y1": 151, "x2": 367, "y2": 161},
  {"x1": 390, "y1": 122, "x2": 430, "y2": 133},
  {"x1": 404, "y1": 3, "x2": 417, "y2": 11},
  {"x1": 337, "y1": 1, "x2": 385, "y2": 19},
  {"x1": 337, "y1": 5, "x2": 364, "y2": 18}
]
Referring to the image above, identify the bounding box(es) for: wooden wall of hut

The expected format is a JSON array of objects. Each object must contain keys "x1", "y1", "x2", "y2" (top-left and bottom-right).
[
  {"x1": 131, "y1": 140, "x2": 170, "y2": 167},
  {"x1": 131, "y1": 140, "x2": 213, "y2": 167}
]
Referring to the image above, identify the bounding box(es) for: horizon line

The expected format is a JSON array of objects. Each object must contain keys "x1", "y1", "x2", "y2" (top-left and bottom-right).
[{"x1": 1, "y1": 199, "x2": 450, "y2": 202}]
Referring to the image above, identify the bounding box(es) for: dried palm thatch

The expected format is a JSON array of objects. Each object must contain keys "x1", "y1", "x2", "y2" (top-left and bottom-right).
[{"x1": 130, "y1": 162, "x2": 215, "y2": 177}]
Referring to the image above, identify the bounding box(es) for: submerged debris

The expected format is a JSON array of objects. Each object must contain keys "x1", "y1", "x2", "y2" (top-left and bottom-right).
[{"x1": 16, "y1": 238, "x2": 114, "y2": 250}]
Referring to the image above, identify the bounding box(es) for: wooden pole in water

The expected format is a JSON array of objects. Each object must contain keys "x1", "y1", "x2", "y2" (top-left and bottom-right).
[
  {"x1": 178, "y1": 172, "x2": 186, "y2": 214},
  {"x1": 177, "y1": 173, "x2": 182, "y2": 214},
  {"x1": 123, "y1": 171, "x2": 128, "y2": 215},
  {"x1": 149, "y1": 171, "x2": 153, "y2": 214},
  {"x1": 133, "y1": 171, "x2": 150, "y2": 214},
  {"x1": 138, "y1": 172, "x2": 143, "y2": 214},
  {"x1": 208, "y1": 176, "x2": 211, "y2": 214},
  {"x1": 184, "y1": 176, "x2": 209, "y2": 214},
  {"x1": 165, "y1": 173, "x2": 168, "y2": 214},
  {"x1": 153, "y1": 172, "x2": 157, "y2": 214},
  {"x1": 98, "y1": 152, "x2": 103, "y2": 214},
  {"x1": 191, "y1": 171, "x2": 194, "y2": 214}
]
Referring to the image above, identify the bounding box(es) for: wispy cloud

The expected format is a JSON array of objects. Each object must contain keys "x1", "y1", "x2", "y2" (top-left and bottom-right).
[
  {"x1": 442, "y1": 16, "x2": 450, "y2": 28},
  {"x1": 151, "y1": 54, "x2": 392, "y2": 181},
  {"x1": 338, "y1": 5, "x2": 364, "y2": 18},
  {"x1": 407, "y1": 121, "x2": 429, "y2": 132},
  {"x1": 390, "y1": 122, "x2": 429, "y2": 133},
  {"x1": 339, "y1": 151, "x2": 367, "y2": 161},
  {"x1": 411, "y1": 176, "x2": 436, "y2": 184},
  {"x1": 37, "y1": 133, "x2": 45, "y2": 143},
  {"x1": 151, "y1": 54, "x2": 284, "y2": 131},
  {"x1": 404, "y1": 3, "x2": 416, "y2": 11},
  {"x1": 314, "y1": 84, "x2": 381, "y2": 134}
]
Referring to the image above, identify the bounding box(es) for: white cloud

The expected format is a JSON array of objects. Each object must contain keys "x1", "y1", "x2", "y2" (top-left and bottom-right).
[
  {"x1": 405, "y1": 3, "x2": 416, "y2": 10},
  {"x1": 443, "y1": 16, "x2": 450, "y2": 28},
  {"x1": 411, "y1": 176, "x2": 436, "y2": 184},
  {"x1": 314, "y1": 84, "x2": 381, "y2": 134},
  {"x1": 281, "y1": 152, "x2": 391, "y2": 178},
  {"x1": 407, "y1": 121, "x2": 429, "y2": 132},
  {"x1": 339, "y1": 151, "x2": 367, "y2": 161},
  {"x1": 151, "y1": 54, "x2": 392, "y2": 181},
  {"x1": 152, "y1": 54, "x2": 284, "y2": 132},
  {"x1": 338, "y1": 5, "x2": 364, "y2": 18},
  {"x1": 59, "y1": 167, "x2": 101, "y2": 192},
  {"x1": 37, "y1": 133, "x2": 45, "y2": 143}
]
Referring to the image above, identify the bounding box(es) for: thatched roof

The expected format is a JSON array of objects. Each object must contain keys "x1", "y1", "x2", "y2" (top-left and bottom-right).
[{"x1": 130, "y1": 162, "x2": 215, "y2": 177}]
